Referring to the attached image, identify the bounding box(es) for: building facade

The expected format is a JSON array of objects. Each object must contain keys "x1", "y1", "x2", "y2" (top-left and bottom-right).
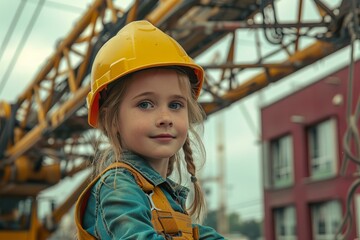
[{"x1": 261, "y1": 61, "x2": 360, "y2": 240}]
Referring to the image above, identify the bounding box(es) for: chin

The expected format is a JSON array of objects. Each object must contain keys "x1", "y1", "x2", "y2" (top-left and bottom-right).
[
  {"x1": 136, "y1": 151, "x2": 175, "y2": 161},
  {"x1": 152, "y1": 154, "x2": 174, "y2": 159},
  {"x1": 149, "y1": 152, "x2": 176, "y2": 160}
]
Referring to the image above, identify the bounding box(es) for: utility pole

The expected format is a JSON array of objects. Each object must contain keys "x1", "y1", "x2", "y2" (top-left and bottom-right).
[{"x1": 216, "y1": 112, "x2": 228, "y2": 235}]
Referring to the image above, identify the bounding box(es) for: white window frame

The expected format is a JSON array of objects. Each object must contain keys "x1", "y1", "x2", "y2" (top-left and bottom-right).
[
  {"x1": 274, "y1": 206, "x2": 297, "y2": 240},
  {"x1": 308, "y1": 118, "x2": 338, "y2": 179},
  {"x1": 262, "y1": 141, "x2": 271, "y2": 189},
  {"x1": 311, "y1": 200, "x2": 342, "y2": 240},
  {"x1": 356, "y1": 194, "x2": 360, "y2": 238},
  {"x1": 271, "y1": 135, "x2": 294, "y2": 188}
]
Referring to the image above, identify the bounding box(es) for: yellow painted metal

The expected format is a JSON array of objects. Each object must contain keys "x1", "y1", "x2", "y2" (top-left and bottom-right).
[
  {"x1": 1, "y1": 155, "x2": 60, "y2": 185},
  {"x1": 146, "y1": 0, "x2": 181, "y2": 24},
  {"x1": 0, "y1": 199, "x2": 49, "y2": 240},
  {"x1": 126, "y1": 0, "x2": 139, "y2": 23},
  {"x1": 0, "y1": 101, "x2": 11, "y2": 118},
  {"x1": 202, "y1": 40, "x2": 341, "y2": 114},
  {"x1": 0, "y1": 0, "x2": 350, "y2": 239}
]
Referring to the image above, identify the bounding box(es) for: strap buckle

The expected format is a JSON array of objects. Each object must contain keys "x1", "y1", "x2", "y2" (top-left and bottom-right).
[{"x1": 146, "y1": 191, "x2": 161, "y2": 211}]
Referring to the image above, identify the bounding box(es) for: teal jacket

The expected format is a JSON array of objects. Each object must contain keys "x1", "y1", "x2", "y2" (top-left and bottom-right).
[{"x1": 82, "y1": 152, "x2": 225, "y2": 239}]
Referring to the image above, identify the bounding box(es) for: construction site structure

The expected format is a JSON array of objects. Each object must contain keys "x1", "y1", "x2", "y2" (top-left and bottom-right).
[{"x1": 0, "y1": 0, "x2": 358, "y2": 239}]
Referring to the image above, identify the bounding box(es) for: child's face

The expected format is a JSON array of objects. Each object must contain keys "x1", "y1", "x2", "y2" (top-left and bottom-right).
[{"x1": 117, "y1": 68, "x2": 189, "y2": 162}]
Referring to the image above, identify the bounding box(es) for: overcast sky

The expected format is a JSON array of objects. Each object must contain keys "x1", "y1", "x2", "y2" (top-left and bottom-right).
[{"x1": 0, "y1": 0, "x2": 358, "y2": 222}]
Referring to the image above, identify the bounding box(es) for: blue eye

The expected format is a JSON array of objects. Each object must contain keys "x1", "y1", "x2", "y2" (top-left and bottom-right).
[
  {"x1": 138, "y1": 101, "x2": 153, "y2": 109},
  {"x1": 169, "y1": 102, "x2": 183, "y2": 110}
]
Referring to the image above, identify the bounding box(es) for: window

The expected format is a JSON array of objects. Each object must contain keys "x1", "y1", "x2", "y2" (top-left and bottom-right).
[
  {"x1": 0, "y1": 197, "x2": 33, "y2": 230},
  {"x1": 274, "y1": 206, "x2": 297, "y2": 240},
  {"x1": 311, "y1": 200, "x2": 342, "y2": 240},
  {"x1": 308, "y1": 118, "x2": 337, "y2": 179},
  {"x1": 271, "y1": 135, "x2": 293, "y2": 188}
]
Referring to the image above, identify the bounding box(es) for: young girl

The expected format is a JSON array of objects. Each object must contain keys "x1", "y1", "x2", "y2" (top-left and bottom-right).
[{"x1": 75, "y1": 20, "x2": 224, "y2": 239}]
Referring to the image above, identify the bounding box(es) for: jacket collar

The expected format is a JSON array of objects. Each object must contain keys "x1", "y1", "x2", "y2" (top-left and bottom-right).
[
  {"x1": 120, "y1": 151, "x2": 189, "y2": 198},
  {"x1": 121, "y1": 151, "x2": 164, "y2": 185}
]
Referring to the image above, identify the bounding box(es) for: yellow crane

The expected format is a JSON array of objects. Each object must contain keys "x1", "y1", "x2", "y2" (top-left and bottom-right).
[{"x1": 0, "y1": 0, "x2": 355, "y2": 239}]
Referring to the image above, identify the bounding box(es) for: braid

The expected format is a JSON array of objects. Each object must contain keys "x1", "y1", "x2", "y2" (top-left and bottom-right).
[
  {"x1": 183, "y1": 136, "x2": 205, "y2": 221},
  {"x1": 167, "y1": 156, "x2": 176, "y2": 176}
]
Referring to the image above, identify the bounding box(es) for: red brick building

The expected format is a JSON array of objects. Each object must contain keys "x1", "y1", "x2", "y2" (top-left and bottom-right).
[{"x1": 261, "y1": 60, "x2": 360, "y2": 240}]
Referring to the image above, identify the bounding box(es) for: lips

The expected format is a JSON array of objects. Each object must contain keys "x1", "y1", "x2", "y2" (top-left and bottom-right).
[{"x1": 151, "y1": 133, "x2": 175, "y2": 139}]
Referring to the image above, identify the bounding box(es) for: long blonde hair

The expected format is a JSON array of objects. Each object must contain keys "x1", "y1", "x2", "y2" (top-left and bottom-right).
[{"x1": 94, "y1": 66, "x2": 206, "y2": 221}]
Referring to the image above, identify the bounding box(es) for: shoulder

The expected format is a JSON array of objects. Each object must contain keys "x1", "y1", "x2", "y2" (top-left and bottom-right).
[
  {"x1": 101, "y1": 166, "x2": 137, "y2": 182},
  {"x1": 94, "y1": 167, "x2": 151, "y2": 213},
  {"x1": 96, "y1": 167, "x2": 143, "y2": 192},
  {"x1": 89, "y1": 167, "x2": 161, "y2": 239}
]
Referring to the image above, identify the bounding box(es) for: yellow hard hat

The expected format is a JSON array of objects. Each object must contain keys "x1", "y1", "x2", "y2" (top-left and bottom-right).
[{"x1": 87, "y1": 20, "x2": 204, "y2": 128}]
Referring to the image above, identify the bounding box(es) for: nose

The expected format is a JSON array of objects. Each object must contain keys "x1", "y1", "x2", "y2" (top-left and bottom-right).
[{"x1": 156, "y1": 110, "x2": 173, "y2": 127}]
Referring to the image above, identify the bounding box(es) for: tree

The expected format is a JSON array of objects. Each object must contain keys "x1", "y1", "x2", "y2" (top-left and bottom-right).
[
  {"x1": 239, "y1": 219, "x2": 262, "y2": 240},
  {"x1": 203, "y1": 210, "x2": 262, "y2": 240},
  {"x1": 203, "y1": 210, "x2": 217, "y2": 230},
  {"x1": 228, "y1": 212, "x2": 241, "y2": 234}
]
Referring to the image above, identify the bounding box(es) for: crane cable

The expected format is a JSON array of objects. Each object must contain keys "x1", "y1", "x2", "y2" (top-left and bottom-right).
[
  {"x1": 260, "y1": 0, "x2": 283, "y2": 45},
  {"x1": 0, "y1": 0, "x2": 45, "y2": 95},
  {"x1": 335, "y1": 0, "x2": 360, "y2": 239},
  {"x1": 0, "y1": 0, "x2": 26, "y2": 62}
]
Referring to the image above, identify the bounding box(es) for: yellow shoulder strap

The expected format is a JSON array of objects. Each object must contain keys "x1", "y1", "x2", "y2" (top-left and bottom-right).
[
  {"x1": 75, "y1": 161, "x2": 197, "y2": 240},
  {"x1": 108, "y1": 162, "x2": 154, "y2": 192},
  {"x1": 75, "y1": 161, "x2": 153, "y2": 239}
]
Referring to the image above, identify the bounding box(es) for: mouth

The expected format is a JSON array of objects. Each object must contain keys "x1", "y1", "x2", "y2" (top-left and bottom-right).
[{"x1": 150, "y1": 134, "x2": 175, "y2": 139}]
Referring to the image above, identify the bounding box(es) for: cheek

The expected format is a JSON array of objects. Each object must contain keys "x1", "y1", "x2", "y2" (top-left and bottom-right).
[
  {"x1": 177, "y1": 113, "x2": 190, "y2": 133},
  {"x1": 120, "y1": 119, "x2": 147, "y2": 140},
  {"x1": 179, "y1": 121, "x2": 189, "y2": 146},
  {"x1": 131, "y1": 124, "x2": 148, "y2": 136}
]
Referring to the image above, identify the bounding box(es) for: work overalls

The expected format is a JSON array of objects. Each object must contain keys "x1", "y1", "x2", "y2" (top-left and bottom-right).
[{"x1": 75, "y1": 161, "x2": 199, "y2": 239}]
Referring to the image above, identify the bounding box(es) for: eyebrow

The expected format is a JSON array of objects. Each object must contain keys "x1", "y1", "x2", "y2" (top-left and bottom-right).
[
  {"x1": 131, "y1": 92, "x2": 154, "y2": 100},
  {"x1": 132, "y1": 92, "x2": 187, "y2": 101}
]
